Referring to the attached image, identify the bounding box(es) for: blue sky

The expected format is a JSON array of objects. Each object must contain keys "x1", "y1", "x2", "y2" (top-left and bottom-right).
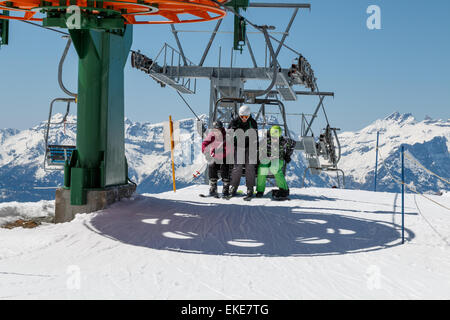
[{"x1": 0, "y1": 0, "x2": 449, "y2": 133}]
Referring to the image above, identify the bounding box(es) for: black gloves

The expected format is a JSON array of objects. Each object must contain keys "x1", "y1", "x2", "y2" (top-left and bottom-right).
[{"x1": 284, "y1": 155, "x2": 292, "y2": 164}]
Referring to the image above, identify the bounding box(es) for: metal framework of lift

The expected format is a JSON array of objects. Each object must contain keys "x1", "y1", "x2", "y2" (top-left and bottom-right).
[{"x1": 131, "y1": 1, "x2": 345, "y2": 187}]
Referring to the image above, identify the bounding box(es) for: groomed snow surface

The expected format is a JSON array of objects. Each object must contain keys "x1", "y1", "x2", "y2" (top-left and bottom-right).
[{"x1": 1, "y1": 186, "x2": 450, "y2": 299}]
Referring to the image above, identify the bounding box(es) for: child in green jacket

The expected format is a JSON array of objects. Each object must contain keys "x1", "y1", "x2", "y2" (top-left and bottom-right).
[{"x1": 256, "y1": 125, "x2": 296, "y2": 200}]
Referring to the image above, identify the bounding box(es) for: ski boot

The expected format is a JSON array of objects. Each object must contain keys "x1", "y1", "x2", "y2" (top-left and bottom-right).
[
  {"x1": 209, "y1": 179, "x2": 219, "y2": 198},
  {"x1": 244, "y1": 187, "x2": 254, "y2": 201},
  {"x1": 222, "y1": 181, "x2": 231, "y2": 198},
  {"x1": 256, "y1": 191, "x2": 264, "y2": 198},
  {"x1": 271, "y1": 189, "x2": 279, "y2": 199},
  {"x1": 223, "y1": 186, "x2": 237, "y2": 200},
  {"x1": 272, "y1": 188, "x2": 290, "y2": 201}
]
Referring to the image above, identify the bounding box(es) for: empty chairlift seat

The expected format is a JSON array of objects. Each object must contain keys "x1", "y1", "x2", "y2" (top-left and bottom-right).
[
  {"x1": 302, "y1": 136, "x2": 322, "y2": 174},
  {"x1": 46, "y1": 145, "x2": 76, "y2": 166}
]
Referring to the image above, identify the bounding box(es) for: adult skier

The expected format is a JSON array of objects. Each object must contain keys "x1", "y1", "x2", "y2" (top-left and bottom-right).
[
  {"x1": 202, "y1": 121, "x2": 231, "y2": 197},
  {"x1": 256, "y1": 125, "x2": 296, "y2": 200},
  {"x1": 228, "y1": 105, "x2": 259, "y2": 200}
]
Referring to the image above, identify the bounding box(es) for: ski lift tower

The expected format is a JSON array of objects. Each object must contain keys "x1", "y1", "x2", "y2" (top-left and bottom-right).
[{"x1": 0, "y1": 0, "x2": 228, "y2": 222}]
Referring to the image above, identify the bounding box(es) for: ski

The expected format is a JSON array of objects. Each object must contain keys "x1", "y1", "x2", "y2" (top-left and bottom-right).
[
  {"x1": 199, "y1": 194, "x2": 220, "y2": 199},
  {"x1": 243, "y1": 196, "x2": 253, "y2": 202},
  {"x1": 223, "y1": 192, "x2": 238, "y2": 200},
  {"x1": 271, "y1": 196, "x2": 290, "y2": 201},
  {"x1": 271, "y1": 190, "x2": 290, "y2": 201},
  {"x1": 222, "y1": 193, "x2": 240, "y2": 200}
]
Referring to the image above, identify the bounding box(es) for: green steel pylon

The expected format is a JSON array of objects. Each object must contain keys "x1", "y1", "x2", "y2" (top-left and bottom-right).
[
  {"x1": 39, "y1": 8, "x2": 134, "y2": 205},
  {"x1": 63, "y1": 27, "x2": 133, "y2": 205}
]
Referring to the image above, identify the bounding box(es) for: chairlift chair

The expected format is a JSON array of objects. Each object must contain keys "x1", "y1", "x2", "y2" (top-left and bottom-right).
[
  {"x1": 212, "y1": 97, "x2": 292, "y2": 183},
  {"x1": 43, "y1": 97, "x2": 76, "y2": 171},
  {"x1": 300, "y1": 123, "x2": 345, "y2": 188}
]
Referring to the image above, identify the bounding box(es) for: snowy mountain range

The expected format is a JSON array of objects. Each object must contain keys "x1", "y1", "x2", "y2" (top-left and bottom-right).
[
  {"x1": 338, "y1": 112, "x2": 450, "y2": 194},
  {"x1": 0, "y1": 112, "x2": 448, "y2": 202}
]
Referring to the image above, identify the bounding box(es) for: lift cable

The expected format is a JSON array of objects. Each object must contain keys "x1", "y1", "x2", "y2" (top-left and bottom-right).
[
  {"x1": 20, "y1": 20, "x2": 69, "y2": 36},
  {"x1": 378, "y1": 149, "x2": 450, "y2": 211},
  {"x1": 313, "y1": 80, "x2": 330, "y2": 126},
  {"x1": 176, "y1": 91, "x2": 202, "y2": 122}
]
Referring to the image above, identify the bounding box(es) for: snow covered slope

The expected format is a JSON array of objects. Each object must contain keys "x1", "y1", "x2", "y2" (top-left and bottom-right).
[
  {"x1": 0, "y1": 200, "x2": 54, "y2": 226},
  {"x1": 0, "y1": 112, "x2": 448, "y2": 202},
  {"x1": 0, "y1": 186, "x2": 449, "y2": 299}
]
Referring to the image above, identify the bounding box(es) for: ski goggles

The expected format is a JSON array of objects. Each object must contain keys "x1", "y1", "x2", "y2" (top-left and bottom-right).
[{"x1": 240, "y1": 115, "x2": 250, "y2": 120}]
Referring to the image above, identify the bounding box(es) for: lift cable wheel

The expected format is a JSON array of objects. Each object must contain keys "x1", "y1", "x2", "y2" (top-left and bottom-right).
[{"x1": 0, "y1": 0, "x2": 228, "y2": 26}]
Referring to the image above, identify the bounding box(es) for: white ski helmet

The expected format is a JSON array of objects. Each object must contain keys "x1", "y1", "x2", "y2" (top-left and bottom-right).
[{"x1": 239, "y1": 105, "x2": 251, "y2": 117}]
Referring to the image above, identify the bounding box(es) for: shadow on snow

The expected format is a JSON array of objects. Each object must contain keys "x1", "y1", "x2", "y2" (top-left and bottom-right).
[{"x1": 89, "y1": 194, "x2": 415, "y2": 257}]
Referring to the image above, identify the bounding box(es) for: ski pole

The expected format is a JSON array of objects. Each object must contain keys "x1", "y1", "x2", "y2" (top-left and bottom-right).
[
  {"x1": 401, "y1": 145, "x2": 405, "y2": 244},
  {"x1": 169, "y1": 116, "x2": 176, "y2": 192}
]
